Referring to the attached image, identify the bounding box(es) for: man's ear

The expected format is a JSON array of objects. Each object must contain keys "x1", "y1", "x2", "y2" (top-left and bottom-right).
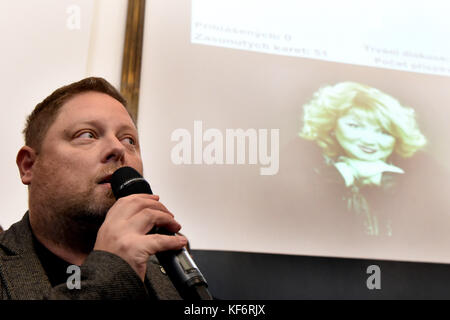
[{"x1": 16, "y1": 146, "x2": 38, "y2": 185}]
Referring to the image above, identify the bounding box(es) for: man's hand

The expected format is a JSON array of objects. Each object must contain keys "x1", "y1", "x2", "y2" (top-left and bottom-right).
[{"x1": 94, "y1": 194, "x2": 187, "y2": 281}]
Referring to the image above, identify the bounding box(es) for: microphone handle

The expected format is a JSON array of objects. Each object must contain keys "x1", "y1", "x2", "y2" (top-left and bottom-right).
[{"x1": 151, "y1": 227, "x2": 213, "y2": 300}]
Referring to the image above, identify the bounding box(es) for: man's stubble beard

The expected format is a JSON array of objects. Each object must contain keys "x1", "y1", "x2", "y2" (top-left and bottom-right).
[{"x1": 29, "y1": 160, "x2": 118, "y2": 254}]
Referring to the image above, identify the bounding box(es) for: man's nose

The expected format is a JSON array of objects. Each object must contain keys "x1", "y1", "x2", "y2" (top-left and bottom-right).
[{"x1": 102, "y1": 136, "x2": 126, "y2": 164}]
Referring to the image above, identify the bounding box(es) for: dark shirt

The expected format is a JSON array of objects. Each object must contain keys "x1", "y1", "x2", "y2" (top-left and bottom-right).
[
  {"x1": 32, "y1": 234, "x2": 74, "y2": 287},
  {"x1": 31, "y1": 232, "x2": 159, "y2": 297}
]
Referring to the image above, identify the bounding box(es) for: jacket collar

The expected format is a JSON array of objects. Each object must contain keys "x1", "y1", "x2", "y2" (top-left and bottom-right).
[{"x1": 0, "y1": 212, "x2": 52, "y2": 299}]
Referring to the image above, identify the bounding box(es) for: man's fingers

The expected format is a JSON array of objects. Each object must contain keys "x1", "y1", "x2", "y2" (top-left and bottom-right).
[
  {"x1": 128, "y1": 209, "x2": 182, "y2": 234},
  {"x1": 143, "y1": 234, "x2": 188, "y2": 254},
  {"x1": 107, "y1": 194, "x2": 174, "y2": 220},
  {"x1": 95, "y1": 193, "x2": 184, "y2": 281}
]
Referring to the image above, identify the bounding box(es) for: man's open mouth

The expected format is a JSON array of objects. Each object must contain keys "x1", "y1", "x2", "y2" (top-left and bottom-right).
[{"x1": 98, "y1": 174, "x2": 112, "y2": 185}]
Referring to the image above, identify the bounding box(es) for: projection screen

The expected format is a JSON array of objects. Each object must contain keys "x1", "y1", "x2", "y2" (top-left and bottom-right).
[{"x1": 138, "y1": 0, "x2": 450, "y2": 264}]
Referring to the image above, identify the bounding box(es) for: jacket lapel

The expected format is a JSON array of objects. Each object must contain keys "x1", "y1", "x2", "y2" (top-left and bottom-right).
[{"x1": 0, "y1": 212, "x2": 52, "y2": 299}]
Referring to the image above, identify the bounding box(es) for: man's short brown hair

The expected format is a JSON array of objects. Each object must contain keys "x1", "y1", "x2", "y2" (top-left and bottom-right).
[{"x1": 23, "y1": 77, "x2": 131, "y2": 152}]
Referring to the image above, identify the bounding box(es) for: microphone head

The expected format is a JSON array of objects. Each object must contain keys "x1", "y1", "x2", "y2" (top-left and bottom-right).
[{"x1": 111, "y1": 166, "x2": 153, "y2": 199}]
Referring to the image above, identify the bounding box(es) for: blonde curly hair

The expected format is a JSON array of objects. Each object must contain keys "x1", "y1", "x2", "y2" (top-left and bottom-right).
[{"x1": 300, "y1": 82, "x2": 427, "y2": 159}]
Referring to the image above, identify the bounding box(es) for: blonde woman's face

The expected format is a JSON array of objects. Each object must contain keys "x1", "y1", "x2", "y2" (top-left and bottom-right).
[{"x1": 335, "y1": 109, "x2": 396, "y2": 162}]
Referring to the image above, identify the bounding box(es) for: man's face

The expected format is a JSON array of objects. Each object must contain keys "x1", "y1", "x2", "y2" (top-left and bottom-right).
[{"x1": 29, "y1": 91, "x2": 143, "y2": 237}]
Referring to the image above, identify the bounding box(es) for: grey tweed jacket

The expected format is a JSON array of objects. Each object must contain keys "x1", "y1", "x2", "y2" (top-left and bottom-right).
[{"x1": 0, "y1": 212, "x2": 181, "y2": 300}]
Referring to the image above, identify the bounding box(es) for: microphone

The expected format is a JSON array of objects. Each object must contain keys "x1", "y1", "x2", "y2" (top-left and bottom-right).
[{"x1": 111, "y1": 166, "x2": 213, "y2": 300}]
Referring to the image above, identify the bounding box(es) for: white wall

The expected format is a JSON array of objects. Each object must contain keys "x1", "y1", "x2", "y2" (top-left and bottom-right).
[{"x1": 0, "y1": 0, "x2": 127, "y2": 229}]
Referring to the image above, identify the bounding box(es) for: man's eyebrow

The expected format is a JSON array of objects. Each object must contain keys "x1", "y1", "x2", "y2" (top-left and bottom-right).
[
  {"x1": 65, "y1": 120, "x2": 138, "y2": 134},
  {"x1": 116, "y1": 123, "x2": 139, "y2": 134}
]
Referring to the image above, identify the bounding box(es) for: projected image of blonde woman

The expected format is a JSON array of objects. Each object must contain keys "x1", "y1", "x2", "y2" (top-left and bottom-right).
[{"x1": 300, "y1": 82, "x2": 427, "y2": 236}]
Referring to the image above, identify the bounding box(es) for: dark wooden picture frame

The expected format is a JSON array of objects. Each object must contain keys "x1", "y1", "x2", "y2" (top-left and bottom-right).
[{"x1": 120, "y1": 0, "x2": 146, "y2": 122}]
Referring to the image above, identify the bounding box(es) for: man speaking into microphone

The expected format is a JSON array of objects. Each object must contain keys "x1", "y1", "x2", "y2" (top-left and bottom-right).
[{"x1": 0, "y1": 77, "x2": 204, "y2": 299}]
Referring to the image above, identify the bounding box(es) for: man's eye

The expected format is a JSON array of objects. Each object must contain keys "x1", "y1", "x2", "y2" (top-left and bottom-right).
[
  {"x1": 347, "y1": 123, "x2": 360, "y2": 128},
  {"x1": 77, "y1": 132, "x2": 95, "y2": 139},
  {"x1": 123, "y1": 137, "x2": 135, "y2": 145}
]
